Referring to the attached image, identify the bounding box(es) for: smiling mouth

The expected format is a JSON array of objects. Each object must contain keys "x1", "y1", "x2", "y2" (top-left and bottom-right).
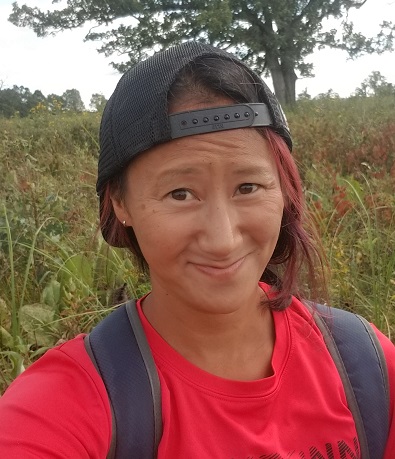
[{"x1": 192, "y1": 257, "x2": 245, "y2": 277}]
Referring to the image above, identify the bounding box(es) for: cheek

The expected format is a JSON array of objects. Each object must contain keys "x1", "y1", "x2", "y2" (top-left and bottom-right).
[
  {"x1": 255, "y1": 195, "x2": 284, "y2": 230},
  {"x1": 131, "y1": 212, "x2": 184, "y2": 261},
  {"x1": 258, "y1": 217, "x2": 282, "y2": 243},
  {"x1": 255, "y1": 206, "x2": 284, "y2": 248}
]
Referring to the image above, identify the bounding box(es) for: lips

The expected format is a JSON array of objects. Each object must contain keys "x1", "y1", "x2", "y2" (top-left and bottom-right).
[{"x1": 192, "y1": 257, "x2": 245, "y2": 277}]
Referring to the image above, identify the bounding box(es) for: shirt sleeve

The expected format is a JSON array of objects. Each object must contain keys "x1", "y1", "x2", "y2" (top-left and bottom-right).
[
  {"x1": 373, "y1": 326, "x2": 395, "y2": 458},
  {"x1": 0, "y1": 335, "x2": 111, "y2": 459}
]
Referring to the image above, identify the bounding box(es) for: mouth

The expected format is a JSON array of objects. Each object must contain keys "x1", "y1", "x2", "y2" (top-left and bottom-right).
[{"x1": 192, "y1": 257, "x2": 245, "y2": 277}]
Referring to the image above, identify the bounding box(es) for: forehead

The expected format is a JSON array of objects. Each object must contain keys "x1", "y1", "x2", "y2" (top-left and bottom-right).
[{"x1": 128, "y1": 127, "x2": 276, "y2": 180}]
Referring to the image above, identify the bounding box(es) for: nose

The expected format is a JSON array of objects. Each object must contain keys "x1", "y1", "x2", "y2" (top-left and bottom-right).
[{"x1": 198, "y1": 200, "x2": 242, "y2": 258}]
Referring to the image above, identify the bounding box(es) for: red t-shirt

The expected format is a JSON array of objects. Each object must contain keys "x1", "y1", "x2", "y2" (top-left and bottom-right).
[{"x1": 0, "y1": 289, "x2": 394, "y2": 458}]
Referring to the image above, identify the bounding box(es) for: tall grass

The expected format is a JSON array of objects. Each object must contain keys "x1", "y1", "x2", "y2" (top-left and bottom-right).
[
  {"x1": 0, "y1": 212, "x2": 150, "y2": 389},
  {"x1": 290, "y1": 95, "x2": 395, "y2": 337},
  {"x1": 305, "y1": 173, "x2": 395, "y2": 337}
]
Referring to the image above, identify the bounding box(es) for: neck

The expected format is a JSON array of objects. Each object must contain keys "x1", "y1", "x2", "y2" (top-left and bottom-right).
[{"x1": 141, "y1": 288, "x2": 275, "y2": 381}]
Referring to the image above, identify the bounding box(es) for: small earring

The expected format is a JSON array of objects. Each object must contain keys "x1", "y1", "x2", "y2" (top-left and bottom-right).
[{"x1": 122, "y1": 220, "x2": 126, "y2": 227}]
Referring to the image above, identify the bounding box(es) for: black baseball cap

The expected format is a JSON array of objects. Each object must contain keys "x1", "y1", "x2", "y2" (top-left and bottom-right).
[{"x1": 97, "y1": 41, "x2": 292, "y2": 245}]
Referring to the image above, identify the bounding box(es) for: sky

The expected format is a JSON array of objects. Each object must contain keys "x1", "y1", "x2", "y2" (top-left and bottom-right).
[{"x1": 0, "y1": 0, "x2": 394, "y2": 107}]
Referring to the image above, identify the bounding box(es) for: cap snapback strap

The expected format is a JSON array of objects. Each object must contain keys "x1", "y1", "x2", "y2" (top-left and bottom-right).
[{"x1": 169, "y1": 103, "x2": 272, "y2": 139}]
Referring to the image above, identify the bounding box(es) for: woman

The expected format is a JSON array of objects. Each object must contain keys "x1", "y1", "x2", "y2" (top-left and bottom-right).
[{"x1": 0, "y1": 41, "x2": 394, "y2": 458}]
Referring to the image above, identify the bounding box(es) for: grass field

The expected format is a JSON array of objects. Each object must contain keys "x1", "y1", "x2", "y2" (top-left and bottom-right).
[{"x1": 1, "y1": 94, "x2": 394, "y2": 393}]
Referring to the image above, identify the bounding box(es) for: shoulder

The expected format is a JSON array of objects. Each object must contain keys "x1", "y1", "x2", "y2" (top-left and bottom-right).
[
  {"x1": 371, "y1": 326, "x2": 395, "y2": 409},
  {"x1": 0, "y1": 335, "x2": 111, "y2": 458},
  {"x1": 286, "y1": 298, "x2": 395, "y2": 455},
  {"x1": 3, "y1": 334, "x2": 110, "y2": 408},
  {"x1": 370, "y1": 326, "x2": 395, "y2": 457},
  {"x1": 372, "y1": 325, "x2": 395, "y2": 365}
]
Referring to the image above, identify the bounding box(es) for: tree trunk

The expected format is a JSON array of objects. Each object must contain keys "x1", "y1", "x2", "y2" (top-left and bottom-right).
[
  {"x1": 282, "y1": 63, "x2": 297, "y2": 105},
  {"x1": 266, "y1": 55, "x2": 297, "y2": 107}
]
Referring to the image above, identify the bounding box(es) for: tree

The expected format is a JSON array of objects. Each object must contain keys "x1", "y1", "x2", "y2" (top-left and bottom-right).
[
  {"x1": 0, "y1": 87, "x2": 23, "y2": 117},
  {"x1": 62, "y1": 89, "x2": 85, "y2": 112},
  {"x1": 29, "y1": 89, "x2": 47, "y2": 110},
  {"x1": 90, "y1": 93, "x2": 107, "y2": 112},
  {"x1": 46, "y1": 93, "x2": 66, "y2": 113},
  {"x1": 297, "y1": 88, "x2": 312, "y2": 100},
  {"x1": 0, "y1": 85, "x2": 88, "y2": 117},
  {"x1": 354, "y1": 71, "x2": 395, "y2": 97},
  {"x1": 8, "y1": 0, "x2": 395, "y2": 106},
  {"x1": 0, "y1": 85, "x2": 45, "y2": 117}
]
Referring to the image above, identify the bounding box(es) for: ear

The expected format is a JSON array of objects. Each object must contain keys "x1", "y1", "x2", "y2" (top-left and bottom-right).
[{"x1": 111, "y1": 195, "x2": 131, "y2": 227}]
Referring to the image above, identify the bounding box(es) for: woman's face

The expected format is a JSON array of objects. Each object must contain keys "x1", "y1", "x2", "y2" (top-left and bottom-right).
[{"x1": 112, "y1": 108, "x2": 284, "y2": 314}]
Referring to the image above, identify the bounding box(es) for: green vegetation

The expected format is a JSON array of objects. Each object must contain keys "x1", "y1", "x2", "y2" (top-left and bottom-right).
[
  {"x1": 0, "y1": 94, "x2": 394, "y2": 394},
  {"x1": 292, "y1": 95, "x2": 395, "y2": 335},
  {"x1": 0, "y1": 85, "x2": 107, "y2": 118}
]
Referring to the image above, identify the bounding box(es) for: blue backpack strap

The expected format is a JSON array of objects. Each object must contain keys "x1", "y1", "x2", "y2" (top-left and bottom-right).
[
  {"x1": 312, "y1": 303, "x2": 390, "y2": 459},
  {"x1": 84, "y1": 300, "x2": 162, "y2": 459}
]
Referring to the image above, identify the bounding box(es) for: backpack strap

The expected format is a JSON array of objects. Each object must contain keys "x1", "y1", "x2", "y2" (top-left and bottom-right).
[
  {"x1": 84, "y1": 300, "x2": 162, "y2": 459},
  {"x1": 312, "y1": 303, "x2": 390, "y2": 459}
]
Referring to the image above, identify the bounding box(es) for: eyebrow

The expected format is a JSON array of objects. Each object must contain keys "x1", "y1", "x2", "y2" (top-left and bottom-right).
[
  {"x1": 231, "y1": 165, "x2": 274, "y2": 178},
  {"x1": 153, "y1": 167, "x2": 202, "y2": 191},
  {"x1": 157, "y1": 167, "x2": 202, "y2": 181},
  {"x1": 154, "y1": 164, "x2": 274, "y2": 189}
]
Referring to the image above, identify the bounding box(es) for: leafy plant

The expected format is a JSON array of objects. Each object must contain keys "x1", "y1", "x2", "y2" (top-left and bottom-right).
[{"x1": 1, "y1": 96, "x2": 394, "y2": 394}]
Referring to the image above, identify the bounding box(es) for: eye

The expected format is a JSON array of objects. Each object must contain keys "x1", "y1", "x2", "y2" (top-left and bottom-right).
[
  {"x1": 169, "y1": 188, "x2": 193, "y2": 201},
  {"x1": 237, "y1": 183, "x2": 259, "y2": 195}
]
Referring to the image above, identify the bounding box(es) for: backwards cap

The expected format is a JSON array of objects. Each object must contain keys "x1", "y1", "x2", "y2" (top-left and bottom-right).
[{"x1": 97, "y1": 41, "x2": 291, "y2": 194}]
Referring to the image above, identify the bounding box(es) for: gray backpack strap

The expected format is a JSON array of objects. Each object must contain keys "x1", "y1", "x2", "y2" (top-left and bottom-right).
[
  {"x1": 84, "y1": 300, "x2": 162, "y2": 459},
  {"x1": 312, "y1": 303, "x2": 390, "y2": 459},
  {"x1": 84, "y1": 335, "x2": 117, "y2": 459}
]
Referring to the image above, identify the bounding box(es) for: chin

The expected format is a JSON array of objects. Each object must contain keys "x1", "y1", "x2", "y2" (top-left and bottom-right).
[{"x1": 186, "y1": 277, "x2": 261, "y2": 312}]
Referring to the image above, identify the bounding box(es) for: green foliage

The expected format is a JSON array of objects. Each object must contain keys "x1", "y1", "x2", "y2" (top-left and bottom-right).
[
  {"x1": 62, "y1": 89, "x2": 85, "y2": 112},
  {"x1": 0, "y1": 95, "x2": 394, "y2": 394},
  {"x1": 8, "y1": 1, "x2": 395, "y2": 105},
  {"x1": 305, "y1": 172, "x2": 395, "y2": 337},
  {"x1": 319, "y1": 19, "x2": 395, "y2": 58},
  {"x1": 354, "y1": 71, "x2": 395, "y2": 97},
  {"x1": 90, "y1": 93, "x2": 107, "y2": 112},
  {"x1": 0, "y1": 86, "x2": 89, "y2": 118},
  {"x1": 289, "y1": 95, "x2": 395, "y2": 337},
  {"x1": 289, "y1": 94, "x2": 395, "y2": 176},
  {"x1": 0, "y1": 85, "x2": 46, "y2": 117},
  {"x1": 0, "y1": 111, "x2": 150, "y2": 391}
]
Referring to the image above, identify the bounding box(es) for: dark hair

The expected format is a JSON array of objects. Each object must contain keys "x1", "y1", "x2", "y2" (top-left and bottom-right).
[{"x1": 101, "y1": 57, "x2": 326, "y2": 309}]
